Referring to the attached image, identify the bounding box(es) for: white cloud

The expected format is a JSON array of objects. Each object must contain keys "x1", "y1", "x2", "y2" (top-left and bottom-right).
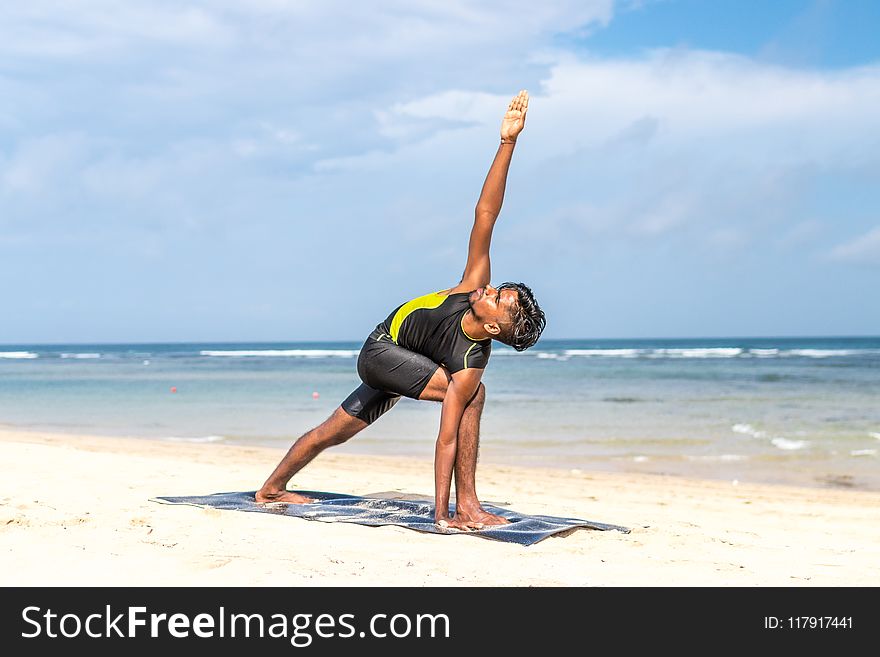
[
  {"x1": 0, "y1": 1, "x2": 616, "y2": 197},
  {"x1": 778, "y1": 219, "x2": 824, "y2": 248},
  {"x1": 0, "y1": 1, "x2": 612, "y2": 58},
  {"x1": 498, "y1": 49, "x2": 880, "y2": 159},
  {"x1": 3, "y1": 3, "x2": 880, "y2": 340},
  {"x1": 5, "y1": 33, "x2": 880, "y2": 253},
  {"x1": 0, "y1": 3, "x2": 233, "y2": 56},
  {"x1": 336, "y1": 49, "x2": 880, "y2": 252},
  {"x1": 316, "y1": 47, "x2": 880, "y2": 175},
  {"x1": 829, "y1": 227, "x2": 880, "y2": 265},
  {"x1": 1, "y1": 133, "x2": 90, "y2": 193}
]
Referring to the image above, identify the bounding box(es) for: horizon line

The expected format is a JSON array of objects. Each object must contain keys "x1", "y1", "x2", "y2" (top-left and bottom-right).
[{"x1": 2, "y1": 334, "x2": 879, "y2": 347}]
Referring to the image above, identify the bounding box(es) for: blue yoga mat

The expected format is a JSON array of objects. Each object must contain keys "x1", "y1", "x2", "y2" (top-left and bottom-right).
[{"x1": 152, "y1": 490, "x2": 629, "y2": 546}]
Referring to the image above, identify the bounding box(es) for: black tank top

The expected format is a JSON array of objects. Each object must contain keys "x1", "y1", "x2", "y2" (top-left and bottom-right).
[{"x1": 376, "y1": 290, "x2": 491, "y2": 373}]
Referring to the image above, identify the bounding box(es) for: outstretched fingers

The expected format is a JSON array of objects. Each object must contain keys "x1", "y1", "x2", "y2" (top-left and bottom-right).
[
  {"x1": 510, "y1": 90, "x2": 526, "y2": 105},
  {"x1": 507, "y1": 90, "x2": 529, "y2": 126},
  {"x1": 501, "y1": 89, "x2": 529, "y2": 140}
]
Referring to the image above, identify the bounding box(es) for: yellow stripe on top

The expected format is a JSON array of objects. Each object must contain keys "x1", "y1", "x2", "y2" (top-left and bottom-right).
[
  {"x1": 460, "y1": 315, "x2": 482, "y2": 342},
  {"x1": 463, "y1": 342, "x2": 478, "y2": 369},
  {"x1": 389, "y1": 291, "x2": 448, "y2": 344}
]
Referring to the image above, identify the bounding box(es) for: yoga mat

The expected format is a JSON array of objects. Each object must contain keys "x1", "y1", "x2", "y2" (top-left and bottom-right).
[{"x1": 151, "y1": 490, "x2": 629, "y2": 546}]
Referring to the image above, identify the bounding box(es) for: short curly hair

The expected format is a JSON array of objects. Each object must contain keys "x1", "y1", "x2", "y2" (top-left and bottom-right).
[{"x1": 495, "y1": 282, "x2": 546, "y2": 351}]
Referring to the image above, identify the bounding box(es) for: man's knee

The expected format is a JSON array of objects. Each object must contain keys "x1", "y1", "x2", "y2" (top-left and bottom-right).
[
  {"x1": 325, "y1": 432, "x2": 355, "y2": 447},
  {"x1": 341, "y1": 384, "x2": 400, "y2": 425},
  {"x1": 319, "y1": 407, "x2": 368, "y2": 446}
]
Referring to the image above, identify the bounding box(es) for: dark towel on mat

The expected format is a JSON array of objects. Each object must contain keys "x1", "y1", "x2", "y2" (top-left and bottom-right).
[{"x1": 151, "y1": 490, "x2": 629, "y2": 546}]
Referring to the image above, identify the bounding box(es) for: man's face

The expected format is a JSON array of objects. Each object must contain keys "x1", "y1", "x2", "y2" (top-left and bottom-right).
[{"x1": 469, "y1": 284, "x2": 518, "y2": 328}]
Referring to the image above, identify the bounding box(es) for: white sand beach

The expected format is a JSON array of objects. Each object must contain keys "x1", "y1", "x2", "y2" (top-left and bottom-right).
[{"x1": 2, "y1": 428, "x2": 879, "y2": 586}]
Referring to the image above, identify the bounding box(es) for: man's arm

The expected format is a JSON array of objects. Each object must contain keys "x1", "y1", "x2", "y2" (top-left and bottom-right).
[
  {"x1": 433, "y1": 368, "x2": 484, "y2": 530},
  {"x1": 449, "y1": 90, "x2": 529, "y2": 294}
]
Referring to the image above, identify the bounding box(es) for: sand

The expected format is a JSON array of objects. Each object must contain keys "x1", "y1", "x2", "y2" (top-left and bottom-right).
[{"x1": 1, "y1": 428, "x2": 878, "y2": 586}]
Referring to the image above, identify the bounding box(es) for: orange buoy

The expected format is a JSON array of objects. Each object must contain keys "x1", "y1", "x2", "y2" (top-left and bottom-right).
[
  {"x1": 312, "y1": 391, "x2": 319, "y2": 399},
  {"x1": 170, "y1": 386, "x2": 177, "y2": 393}
]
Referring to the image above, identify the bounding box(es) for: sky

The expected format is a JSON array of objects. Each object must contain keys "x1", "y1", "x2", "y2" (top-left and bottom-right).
[{"x1": 2, "y1": 0, "x2": 879, "y2": 343}]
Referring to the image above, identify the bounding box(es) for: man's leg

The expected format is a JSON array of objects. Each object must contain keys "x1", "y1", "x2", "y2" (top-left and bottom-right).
[
  {"x1": 255, "y1": 406, "x2": 368, "y2": 503},
  {"x1": 450, "y1": 383, "x2": 505, "y2": 523},
  {"x1": 419, "y1": 372, "x2": 508, "y2": 525}
]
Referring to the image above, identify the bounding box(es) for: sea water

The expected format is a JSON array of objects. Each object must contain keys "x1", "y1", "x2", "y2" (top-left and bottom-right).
[{"x1": 1, "y1": 337, "x2": 878, "y2": 490}]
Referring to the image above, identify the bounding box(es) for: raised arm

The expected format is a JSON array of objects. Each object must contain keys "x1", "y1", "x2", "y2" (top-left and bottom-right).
[{"x1": 449, "y1": 90, "x2": 529, "y2": 294}]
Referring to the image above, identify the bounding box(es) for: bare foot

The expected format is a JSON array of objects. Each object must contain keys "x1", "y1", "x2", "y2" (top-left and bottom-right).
[
  {"x1": 454, "y1": 502, "x2": 510, "y2": 526},
  {"x1": 436, "y1": 517, "x2": 484, "y2": 531},
  {"x1": 255, "y1": 489, "x2": 314, "y2": 504}
]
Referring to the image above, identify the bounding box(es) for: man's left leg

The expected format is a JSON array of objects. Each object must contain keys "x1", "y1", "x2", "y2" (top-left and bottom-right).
[
  {"x1": 419, "y1": 372, "x2": 508, "y2": 525},
  {"x1": 451, "y1": 383, "x2": 509, "y2": 525}
]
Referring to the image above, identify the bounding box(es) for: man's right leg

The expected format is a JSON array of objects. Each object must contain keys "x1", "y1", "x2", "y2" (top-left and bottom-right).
[
  {"x1": 255, "y1": 406, "x2": 369, "y2": 503},
  {"x1": 256, "y1": 384, "x2": 399, "y2": 503}
]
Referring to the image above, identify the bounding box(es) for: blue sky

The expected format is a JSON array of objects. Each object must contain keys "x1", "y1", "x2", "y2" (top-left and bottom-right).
[{"x1": 2, "y1": 0, "x2": 879, "y2": 343}]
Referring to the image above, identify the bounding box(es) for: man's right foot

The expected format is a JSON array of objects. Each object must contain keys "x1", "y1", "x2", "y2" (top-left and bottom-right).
[
  {"x1": 255, "y1": 489, "x2": 314, "y2": 504},
  {"x1": 453, "y1": 502, "x2": 510, "y2": 526}
]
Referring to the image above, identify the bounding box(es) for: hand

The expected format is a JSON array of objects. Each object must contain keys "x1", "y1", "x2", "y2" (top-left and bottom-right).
[
  {"x1": 435, "y1": 516, "x2": 485, "y2": 531},
  {"x1": 500, "y1": 90, "x2": 529, "y2": 142}
]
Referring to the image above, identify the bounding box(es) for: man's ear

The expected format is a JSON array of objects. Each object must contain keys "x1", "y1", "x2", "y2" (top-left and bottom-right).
[{"x1": 483, "y1": 322, "x2": 501, "y2": 336}]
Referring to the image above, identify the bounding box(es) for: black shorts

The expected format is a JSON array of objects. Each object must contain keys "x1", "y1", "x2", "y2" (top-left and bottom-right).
[{"x1": 341, "y1": 329, "x2": 440, "y2": 425}]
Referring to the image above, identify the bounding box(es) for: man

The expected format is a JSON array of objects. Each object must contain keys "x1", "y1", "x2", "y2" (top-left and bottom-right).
[{"x1": 257, "y1": 90, "x2": 546, "y2": 531}]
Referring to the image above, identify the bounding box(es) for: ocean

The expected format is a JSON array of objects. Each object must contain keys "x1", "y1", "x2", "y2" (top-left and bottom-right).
[{"x1": 2, "y1": 337, "x2": 879, "y2": 490}]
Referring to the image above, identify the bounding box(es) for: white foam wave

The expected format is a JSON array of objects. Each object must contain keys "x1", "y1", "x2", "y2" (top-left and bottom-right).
[
  {"x1": 783, "y1": 349, "x2": 857, "y2": 358},
  {"x1": 61, "y1": 353, "x2": 101, "y2": 359},
  {"x1": 686, "y1": 454, "x2": 747, "y2": 462},
  {"x1": 632, "y1": 456, "x2": 649, "y2": 463},
  {"x1": 850, "y1": 449, "x2": 877, "y2": 457},
  {"x1": 650, "y1": 348, "x2": 743, "y2": 358},
  {"x1": 0, "y1": 351, "x2": 38, "y2": 359},
  {"x1": 871, "y1": 432, "x2": 880, "y2": 441},
  {"x1": 732, "y1": 423, "x2": 767, "y2": 438},
  {"x1": 495, "y1": 346, "x2": 879, "y2": 360},
  {"x1": 749, "y1": 348, "x2": 779, "y2": 357},
  {"x1": 164, "y1": 435, "x2": 225, "y2": 443},
  {"x1": 200, "y1": 350, "x2": 359, "y2": 358},
  {"x1": 565, "y1": 349, "x2": 641, "y2": 357},
  {"x1": 771, "y1": 437, "x2": 808, "y2": 451},
  {"x1": 536, "y1": 352, "x2": 570, "y2": 361}
]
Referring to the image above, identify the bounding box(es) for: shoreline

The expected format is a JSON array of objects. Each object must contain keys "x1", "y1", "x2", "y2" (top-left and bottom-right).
[
  {"x1": 3, "y1": 422, "x2": 876, "y2": 494},
  {"x1": 2, "y1": 428, "x2": 879, "y2": 586}
]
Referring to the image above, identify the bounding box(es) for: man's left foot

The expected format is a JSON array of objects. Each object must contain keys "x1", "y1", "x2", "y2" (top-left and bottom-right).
[
  {"x1": 454, "y1": 502, "x2": 510, "y2": 526},
  {"x1": 255, "y1": 488, "x2": 314, "y2": 504}
]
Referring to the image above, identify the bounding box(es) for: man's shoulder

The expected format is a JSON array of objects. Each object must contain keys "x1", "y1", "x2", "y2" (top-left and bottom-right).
[{"x1": 441, "y1": 281, "x2": 478, "y2": 296}]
